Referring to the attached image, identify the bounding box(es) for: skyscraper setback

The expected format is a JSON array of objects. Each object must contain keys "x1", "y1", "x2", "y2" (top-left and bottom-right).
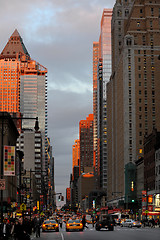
[{"x1": 0, "y1": 29, "x2": 48, "y2": 170}]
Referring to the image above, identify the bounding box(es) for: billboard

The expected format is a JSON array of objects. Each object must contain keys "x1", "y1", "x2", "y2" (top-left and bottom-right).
[{"x1": 3, "y1": 146, "x2": 15, "y2": 176}]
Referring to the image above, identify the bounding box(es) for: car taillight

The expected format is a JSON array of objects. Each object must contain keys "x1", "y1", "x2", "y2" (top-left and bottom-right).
[
  {"x1": 56, "y1": 224, "x2": 58, "y2": 227},
  {"x1": 80, "y1": 223, "x2": 83, "y2": 226},
  {"x1": 42, "y1": 224, "x2": 45, "y2": 227},
  {"x1": 67, "y1": 224, "x2": 70, "y2": 227}
]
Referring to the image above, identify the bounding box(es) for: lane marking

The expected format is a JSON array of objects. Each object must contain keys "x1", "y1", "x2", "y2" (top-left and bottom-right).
[{"x1": 61, "y1": 232, "x2": 64, "y2": 240}]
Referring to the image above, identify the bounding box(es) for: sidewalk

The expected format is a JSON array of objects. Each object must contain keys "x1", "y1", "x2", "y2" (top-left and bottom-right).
[{"x1": 30, "y1": 233, "x2": 36, "y2": 240}]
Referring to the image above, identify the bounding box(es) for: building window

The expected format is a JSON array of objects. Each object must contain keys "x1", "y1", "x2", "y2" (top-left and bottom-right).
[
  {"x1": 125, "y1": 9, "x2": 129, "y2": 17},
  {"x1": 117, "y1": 10, "x2": 122, "y2": 17},
  {"x1": 127, "y1": 38, "x2": 132, "y2": 45}
]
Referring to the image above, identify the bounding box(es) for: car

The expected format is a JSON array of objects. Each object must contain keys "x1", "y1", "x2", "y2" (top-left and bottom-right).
[
  {"x1": 66, "y1": 219, "x2": 83, "y2": 232},
  {"x1": 95, "y1": 214, "x2": 114, "y2": 231},
  {"x1": 120, "y1": 219, "x2": 142, "y2": 228},
  {"x1": 42, "y1": 219, "x2": 59, "y2": 232}
]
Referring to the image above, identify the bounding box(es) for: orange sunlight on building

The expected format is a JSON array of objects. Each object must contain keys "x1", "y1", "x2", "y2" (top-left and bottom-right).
[{"x1": 72, "y1": 139, "x2": 80, "y2": 180}]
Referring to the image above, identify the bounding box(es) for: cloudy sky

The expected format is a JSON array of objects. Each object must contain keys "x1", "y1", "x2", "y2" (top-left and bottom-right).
[{"x1": 0, "y1": 0, "x2": 115, "y2": 205}]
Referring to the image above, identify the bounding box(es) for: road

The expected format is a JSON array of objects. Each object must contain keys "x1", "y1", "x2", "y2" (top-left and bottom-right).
[{"x1": 35, "y1": 224, "x2": 160, "y2": 240}]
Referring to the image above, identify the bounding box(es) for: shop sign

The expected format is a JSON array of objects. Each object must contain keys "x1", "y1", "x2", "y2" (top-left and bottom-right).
[
  {"x1": 142, "y1": 190, "x2": 147, "y2": 196},
  {"x1": 148, "y1": 205, "x2": 153, "y2": 211},
  {"x1": 142, "y1": 206, "x2": 146, "y2": 211},
  {"x1": 142, "y1": 197, "x2": 147, "y2": 202},
  {"x1": 148, "y1": 195, "x2": 153, "y2": 203},
  {"x1": 155, "y1": 207, "x2": 160, "y2": 211}
]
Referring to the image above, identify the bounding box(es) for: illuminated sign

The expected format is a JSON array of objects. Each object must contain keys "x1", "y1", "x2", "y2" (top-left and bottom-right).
[
  {"x1": 4, "y1": 146, "x2": 15, "y2": 176},
  {"x1": 148, "y1": 195, "x2": 153, "y2": 203}
]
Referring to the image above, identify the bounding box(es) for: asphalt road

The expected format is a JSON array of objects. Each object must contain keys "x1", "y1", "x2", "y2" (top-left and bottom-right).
[{"x1": 37, "y1": 225, "x2": 160, "y2": 240}]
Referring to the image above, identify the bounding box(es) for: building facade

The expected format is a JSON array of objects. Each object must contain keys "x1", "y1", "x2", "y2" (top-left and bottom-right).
[
  {"x1": 79, "y1": 114, "x2": 94, "y2": 174},
  {"x1": 72, "y1": 139, "x2": 80, "y2": 178},
  {"x1": 107, "y1": 0, "x2": 160, "y2": 207},
  {"x1": 0, "y1": 29, "x2": 48, "y2": 172}
]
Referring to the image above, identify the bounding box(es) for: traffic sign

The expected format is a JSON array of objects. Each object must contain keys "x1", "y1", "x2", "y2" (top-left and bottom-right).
[
  {"x1": 20, "y1": 203, "x2": 26, "y2": 211},
  {"x1": 0, "y1": 179, "x2": 5, "y2": 190}
]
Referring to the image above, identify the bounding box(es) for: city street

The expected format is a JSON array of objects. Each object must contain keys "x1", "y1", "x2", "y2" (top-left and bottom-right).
[{"x1": 37, "y1": 225, "x2": 160, "y2": 240}]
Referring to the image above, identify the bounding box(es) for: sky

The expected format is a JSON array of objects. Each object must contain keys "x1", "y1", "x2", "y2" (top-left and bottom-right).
[{"x1": 0, "y1": 0, "x2": 115, "y2": 205}]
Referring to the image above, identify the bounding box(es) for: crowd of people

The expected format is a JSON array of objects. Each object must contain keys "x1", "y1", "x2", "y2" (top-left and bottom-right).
[
  {"x1": 141, "y1": 218, "x2": 160, "y2": 228},
  {"x1": 0, "y1": 217, "x2": 41, "y2": 240}
]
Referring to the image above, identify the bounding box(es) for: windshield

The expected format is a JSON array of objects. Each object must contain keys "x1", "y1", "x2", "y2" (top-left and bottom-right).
[{"x1": 44, "y1": 220, "x2": 56, "y2": 224}]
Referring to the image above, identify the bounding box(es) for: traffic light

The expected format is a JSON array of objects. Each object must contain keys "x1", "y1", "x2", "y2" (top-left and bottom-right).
[
  {"x1": 132, "y1": 199, "x2": 135, "y2": 203},
  {"x1": 58, "y1": 195, "x2": 61, "y2": 201},
  {"x1": 131, "y1": 181, "x2": 134, "y2": 191},
  {"x1": 61, "y1": 196, "x2": 64, "y2": 201}
]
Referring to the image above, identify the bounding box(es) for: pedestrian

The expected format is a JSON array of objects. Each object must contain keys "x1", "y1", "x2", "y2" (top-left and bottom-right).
[
  {"x1": 151, "y1": 218, "x2": 155, "y2": 228},
  {"x1": 34, "y1": 217, "x2": 41, "y2": 238},
  {"x1": 0, "y1": 219, "x2": 11, "y2": 240},
  {"x1": 12, "y1": 219, "x2": 21, "y2": 240},
  {"x1": 91, "y1": 215, "x2": 95, "y2": 228},
  {"x1": 59, "y1": 217, "x2": 62, "y2": 228},
  {"x1": 82, "y1": 215, "x2": 88, "y2": 229}
]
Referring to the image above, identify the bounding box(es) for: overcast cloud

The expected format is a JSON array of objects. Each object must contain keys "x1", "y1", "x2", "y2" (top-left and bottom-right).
[{"x1": 0, "y1": 0, "x2": 115, "y2": 205}]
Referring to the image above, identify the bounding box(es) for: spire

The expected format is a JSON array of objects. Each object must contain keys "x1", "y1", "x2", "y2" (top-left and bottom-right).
[
  {"x1": 0, "y1": 29, "x2": 30, "y2": 58},
  {"x1": 11, "y1": 29, "x2": 21, "y2": 38}
]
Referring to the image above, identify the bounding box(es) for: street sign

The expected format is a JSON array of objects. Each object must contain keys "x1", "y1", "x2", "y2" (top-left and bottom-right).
[
  {"x1": 0, "y1": 179, "x2": 5, "y2": 190},
  {"x1": 20, "y1": 203, "x2": 26, "y2": 211}
]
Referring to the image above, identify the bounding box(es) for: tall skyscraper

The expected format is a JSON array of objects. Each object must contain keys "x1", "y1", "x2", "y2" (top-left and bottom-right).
[
  {"x1": 93, "y1": 9, "x2": 112, "y2": 190},
  {"x1": 93, "y1": 42, "x2": 99, "y2": 177},
  {"x1": 107, "y1": 0, "x2": 160, "y2": 206},
  {"x1": 79, "y1": 114, "x2": 94, "y2": 174},
  {"x1": 0, "y1": 29, "x2": 48, "y2": 171}
]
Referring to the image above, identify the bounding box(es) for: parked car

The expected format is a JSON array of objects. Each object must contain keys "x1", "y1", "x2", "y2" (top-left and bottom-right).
[
  {"x1": 42, "y1": 219, "x2": 59, "y2": 232},
  {"x1": 120, "y1": 219, "x2": 142, "y2": 228},
  {"x1": 95, "y1": 214, "x2": 114, "y2": 231},
  {"x1": 66, "y1": 219, "x2": 83, "y2": 232}
]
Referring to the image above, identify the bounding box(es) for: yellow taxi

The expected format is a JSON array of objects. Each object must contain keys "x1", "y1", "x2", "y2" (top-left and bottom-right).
[
  {"x1": 42, "y1": 219, "x2": 59, "y2": 232},
  {"x1": 66, "y1": 219, "x2": 83, "y2": 232}
]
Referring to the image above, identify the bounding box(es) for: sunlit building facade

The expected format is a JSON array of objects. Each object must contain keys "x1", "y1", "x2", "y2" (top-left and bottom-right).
[
  {"x1": 93, "y1": 42, "x2": 99, "y2": 177},
  {"x1": 97, "y1": 9, "x2": 112, "y2": 190},
  {"x1": 79, "y1": 114, "x2": 94, "y2": 174},
  {"x1": 0, "y1": 29, "x2": 48, "y2": 171},
  {"x1": 72, "y1": 139, "x2": 80, "y2": 179}
]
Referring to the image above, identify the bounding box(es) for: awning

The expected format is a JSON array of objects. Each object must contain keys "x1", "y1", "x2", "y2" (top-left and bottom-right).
[{"x1": 142, "y1": 211, "x2": 160, "y2": 216}]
